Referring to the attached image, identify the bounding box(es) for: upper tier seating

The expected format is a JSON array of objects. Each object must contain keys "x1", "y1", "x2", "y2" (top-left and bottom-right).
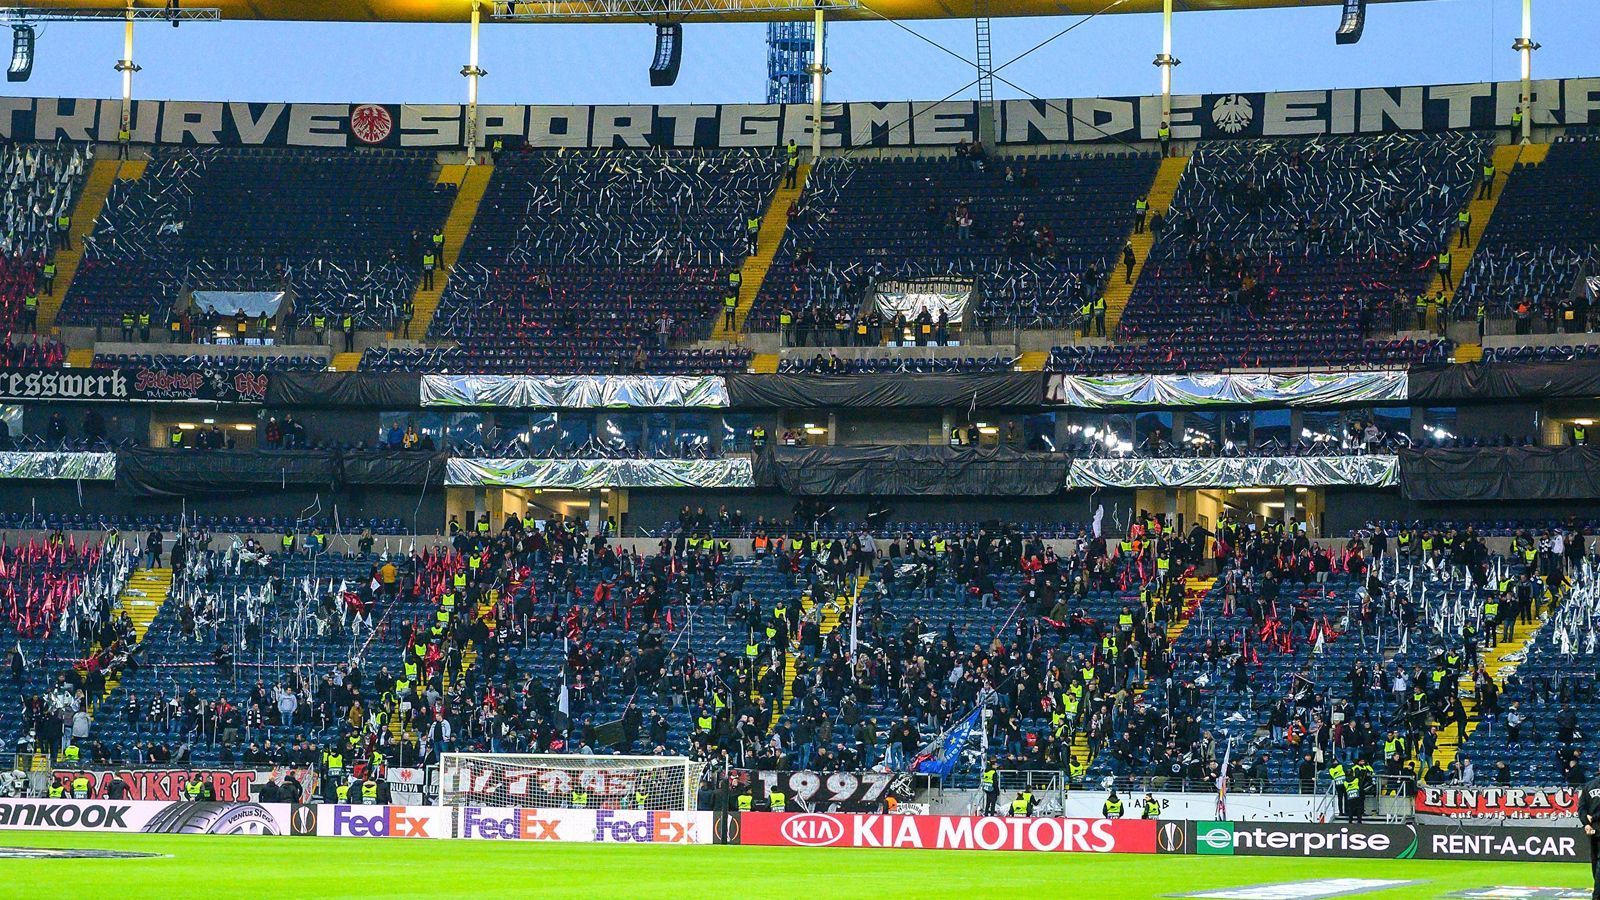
[
  {"x1": 62, "y1": 148, "x2": 453, "y2": 329},
  {"x1": 748, "y1": 152, "x2": 1159, "y2": 331},
  {"x1": 1454, "y1": 132, "x2": 1600, "y2": 321},
  {"x1": 374, "y1": 148, "x2": 781, "y2": 375},
  {"x1": 1057, "y1": 134, "x2": 1487, "y2": 373},
  {"x1": 0, "y1": 142, "x2": 90, "y2": 334}
]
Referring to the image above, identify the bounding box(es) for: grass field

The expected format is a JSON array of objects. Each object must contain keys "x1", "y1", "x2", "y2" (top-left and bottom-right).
[{"x1": 0, "y1": 829, "x2": 1591, "y2": 899}]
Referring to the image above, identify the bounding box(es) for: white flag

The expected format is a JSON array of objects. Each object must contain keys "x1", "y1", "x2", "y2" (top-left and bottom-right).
[{"x1": 558, "y1": 636, "x2": 570, "y2": 716}]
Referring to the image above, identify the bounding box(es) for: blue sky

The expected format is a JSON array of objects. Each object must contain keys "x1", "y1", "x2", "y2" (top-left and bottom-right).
[{"x1": 2, "y1": 0, "x2": 1595, "y2": 105}]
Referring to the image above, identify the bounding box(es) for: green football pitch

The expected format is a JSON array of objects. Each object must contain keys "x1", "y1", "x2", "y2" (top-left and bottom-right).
[{"x1": 0, "y1": 829, "x2": 1590, "y2": 899}]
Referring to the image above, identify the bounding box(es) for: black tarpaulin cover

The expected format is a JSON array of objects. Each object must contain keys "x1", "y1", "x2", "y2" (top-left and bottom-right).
[
  {"x1": 726, "y1": 373, "x2": 1044, "y2": 409},
  {"x1": 115, "y1": 449, "x2": 444, "y2": 497},
  {"x1": 1399, "y1": 445, "x2": 1600, "y2": 501},
  {"x1": 1407, "y1": 360, "x2": 1600, "y2": 402},
  {"x1": 762, "y1": 445, "x2": 1069, "y2": 496},
  {"x1": 265, "y1": 372, "x2": 422, "y2": 409}
]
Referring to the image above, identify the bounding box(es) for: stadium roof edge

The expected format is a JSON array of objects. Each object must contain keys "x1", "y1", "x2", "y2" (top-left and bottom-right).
[{"x1": 10, "y1": 0, "x2": 1443, "y2": 25}]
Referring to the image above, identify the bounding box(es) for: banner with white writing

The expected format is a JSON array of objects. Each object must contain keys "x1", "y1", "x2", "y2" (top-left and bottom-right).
[
  {"x1": 2, "y1": 79, "x2": 1594, "y2": 149},
  {"x1": 1414, "y1": 787, "x2": 1581, "y2": 822}
]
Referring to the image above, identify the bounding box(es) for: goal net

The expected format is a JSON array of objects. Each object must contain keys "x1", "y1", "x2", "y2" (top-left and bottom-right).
[{"x1": 438, "y1": 754, "x2": 706, "y2": 812}]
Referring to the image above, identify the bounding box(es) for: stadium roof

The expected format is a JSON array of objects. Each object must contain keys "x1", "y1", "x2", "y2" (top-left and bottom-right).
[{"x1": 12, "y1": 0, "x2": 1442, "y2": 25}]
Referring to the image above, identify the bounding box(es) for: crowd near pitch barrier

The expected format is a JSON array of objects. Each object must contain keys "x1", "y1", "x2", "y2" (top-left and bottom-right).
[{"x1": 0, "y1": 799, "x2": 1589, "y2": 862}]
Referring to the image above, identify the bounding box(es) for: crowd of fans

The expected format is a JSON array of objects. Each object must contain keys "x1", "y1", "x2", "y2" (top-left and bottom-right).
[{"x1": 4, "y1": 501, "x2": 1597, "y2": 806}]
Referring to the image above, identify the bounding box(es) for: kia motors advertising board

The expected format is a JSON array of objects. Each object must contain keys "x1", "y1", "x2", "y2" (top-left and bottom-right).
[
  {"x1": 315, "y1": 805, "x2": 447, "y2": 839},
  {"x1": 0, "y1": 798, "x2": 292, "y2": 834},
  {"x1": 740, "y1": 812, "x2": 1157, "y2": 853},
  {"x1": 1414, "y1": 788, "x2": 1581, "y2": 821},
  {"x1": 1416, "y1": 824, "x2": 1593, "y2": 863},
  {"x1": 453, "y1": 807, "x2": 712, "y2": 844},
  {"x1": 1192, "y1": 821, "x2": 1418, "y2": 859}
]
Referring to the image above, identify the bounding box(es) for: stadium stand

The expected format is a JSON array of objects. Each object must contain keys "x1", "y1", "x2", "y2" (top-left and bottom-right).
[
  {"x1": 60, "y1": 147, "x2": 453, "y2": 331},
  {"x1": 1051, "y1": 134, "x2": 1486, "y2": 373},
  {"x1": 0, "y1": 143, "x2": 90, "y2": 335},
  {"x1": 364, "y1": 148, "x2": 781, "y2": 374},
  {"x1": 1, "y1": 504, "x2": 1594, "y2": 809},
  {"x1": 6, "y1": 98, "x2": 1600, "y2": 834},
  {"x1": 1453, "y1": 133, "x2": 1600, "y2": 329},
  {"x1": 747, "y1": 152, "x2": 1159, "y2": 333}
]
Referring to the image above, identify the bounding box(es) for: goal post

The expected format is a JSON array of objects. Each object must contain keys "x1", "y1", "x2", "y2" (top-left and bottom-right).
[{"x1": 438, "y1": 754, "x2": 706, "y2": 812}]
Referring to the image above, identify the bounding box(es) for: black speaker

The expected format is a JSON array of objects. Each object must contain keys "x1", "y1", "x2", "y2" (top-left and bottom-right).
[
  {"x1": 1335, "y1": 0, "x2": 1367, "y2": 45},
  {"x1": 8, "y1": 25, "x2": 35, "y2": 84},
  {"x1": 649, "y1": 23, "x2": 683, "y2": 87}
]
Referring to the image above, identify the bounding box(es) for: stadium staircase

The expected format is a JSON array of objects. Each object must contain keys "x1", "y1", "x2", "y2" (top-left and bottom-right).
[
  {"x1": 1451, "y1": 343, "x2": 1484, "y2": 364},
  {"x1": 750, "y1": 353, "x2": 779, "y2": 373},
  {"x1": 89, "y1": 566, "x2": 171, "y2": 713},
  {"x1": 65, "y1": 348, "x2": 94, "y2": 368},
  {"x1": 1017, "y1": 351, "x2": 1049, "y2": 371},
  {"x1": 1428, "y1": 143, "x2": 1525, "y2": 297},
  {"x1": 1429, "y1": 613, "x2": 1542, "y2": 772},
  {"x1": 1069, "y1": 575, "x2": 1210, "y2": 774},
  {"x1": 404, "y1": 163, "x2": 493, "y2": 340},
  {"x1": 1103, "y1": 155, "x2": 1186, "y2": 338},
  {"x1": 330, "y1": 351, "x2": 364, "y2": 371},
  {"x1": 713, "y1": 163, "x2": 810, "y2": 340},
  {"x1": 38, "y1": 158, "x2": 143, "y2": 332},
  {"x1": 769, "y1": 573, "x2": 864, "y2": 730}
]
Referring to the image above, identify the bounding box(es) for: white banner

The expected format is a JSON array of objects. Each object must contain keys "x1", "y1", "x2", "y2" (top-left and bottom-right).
[
  {"x1": 0, "y1": 798, "x2": 292, "y2": 834},
  {"x1": 315, "y1": 804, "x2": 448, "y2": 839},
  {"x1": 445, "y1": 457, "x2": 753, "y2": 490},
  {"x1": 1048, "y1": 370, "x2": 1409, "y2": 408},
  {"x1": 874, "y1": 279, "x2": 972, "y2": 325},
  {"x1": 453, "y1": 807, "x2": 713, "y2": 844},
  {"x1": 1069, "y1": 455, "x2": 1400, "y2": 489}
]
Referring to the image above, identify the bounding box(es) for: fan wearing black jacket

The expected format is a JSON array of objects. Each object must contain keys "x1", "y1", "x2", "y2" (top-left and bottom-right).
[{"x1": 1581, "y1": 772, "x2": 1600, "y2": 899}]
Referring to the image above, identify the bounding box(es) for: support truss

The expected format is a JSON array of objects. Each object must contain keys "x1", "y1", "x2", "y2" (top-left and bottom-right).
[
  {"x1": 492, "y1": 0, "x2": 856, "y2": 21},
  {"x1": 1, "y1": 6, "x2": 220, "y2": 22}
]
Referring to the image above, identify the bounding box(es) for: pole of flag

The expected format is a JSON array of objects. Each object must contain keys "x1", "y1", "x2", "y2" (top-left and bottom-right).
[{"x1": 1215, "y1": 734, "x2": 1232, "y2": 820}]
